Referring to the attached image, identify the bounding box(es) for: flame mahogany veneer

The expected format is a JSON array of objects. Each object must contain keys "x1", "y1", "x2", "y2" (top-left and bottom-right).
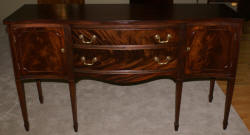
[{"x1": 3, "y1": 4, "x2": 243, "y2": 132}]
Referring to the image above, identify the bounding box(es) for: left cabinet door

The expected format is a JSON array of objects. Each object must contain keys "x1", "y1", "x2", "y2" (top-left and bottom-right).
[{"x1": 12, "y1": 25, "x2": 66, "y2": 76}]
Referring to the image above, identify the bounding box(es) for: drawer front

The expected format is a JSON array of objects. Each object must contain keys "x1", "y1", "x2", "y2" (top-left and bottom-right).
[
  {"x1": 72, "y1": 28, "x2": 180, "y2": 45},
  {"x1": 74, "y1": 48, "x2": 177, "y2": 72}
]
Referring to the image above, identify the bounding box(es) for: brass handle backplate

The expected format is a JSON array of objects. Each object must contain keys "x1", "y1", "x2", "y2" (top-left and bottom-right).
[
  {"x1": 60, "y1": 48, "x2": 65, "y2": 53},
  {"x1": 81, "y1": 56, "x2": 98, "y2": 66},
  {"x1": 154, "y1": 56, "x2": 172, "y2": 65},
  {"x1": 79, "y1": 34, "x2": 97, "y2": 44},
  {"x1": 154, "y1": 34, "x2": 172, "y2": 44}
]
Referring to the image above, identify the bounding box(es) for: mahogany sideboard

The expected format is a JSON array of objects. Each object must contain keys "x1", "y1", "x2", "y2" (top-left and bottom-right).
[{"x1": 3, "y1": 4, "x2": 243, "y2": 132}]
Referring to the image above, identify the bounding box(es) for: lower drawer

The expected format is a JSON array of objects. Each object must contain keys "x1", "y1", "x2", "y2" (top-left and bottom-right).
[{"x1": 73, "y1": 48, "x2": 177, "y2": 72}]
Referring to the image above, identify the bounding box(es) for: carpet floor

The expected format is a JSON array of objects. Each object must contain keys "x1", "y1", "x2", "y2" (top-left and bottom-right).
[{"x1": 0, "y1": 25, "x2": 249, "y2": 135}]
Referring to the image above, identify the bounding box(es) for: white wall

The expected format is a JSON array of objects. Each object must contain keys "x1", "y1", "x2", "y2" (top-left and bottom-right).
[
  {"x1": 0, "y1": 0, "x2": 208, "y2": 23},
  {"x1": 0, "y1": 0, "x2": 36, "y2": 23}
]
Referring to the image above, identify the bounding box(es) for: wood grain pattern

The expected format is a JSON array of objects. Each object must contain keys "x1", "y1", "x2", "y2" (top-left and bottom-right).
[
  {"x1": 74, "y1": 48, "x2": 177, "y2": 72},
  {"x1": 72, "y1": 28, "x2": 180, "y2": 45},
  {"x1": 185, "y1": 25, "x2": 236, "y2": 75},
  {"x1": 12, "y1": 26, "x2": 66, "y2": 76},
  {"x1": 75, "y1": 73, "x2": 176, "y2": 85}
]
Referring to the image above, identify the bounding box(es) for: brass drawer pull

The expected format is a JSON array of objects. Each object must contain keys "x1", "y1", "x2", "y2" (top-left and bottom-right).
[
  {"x1": 81, "y1": 56, "x2": 98, "y2": 66},
  {"x1": 154, "y1": 34, "x2": 172, "y2": 44},
  {"x1": 60, "y1": 48, "x2": 65, "y2": 53},
  {"x1": 154, "y1": 56, "x2": 172, "y2": 65},
  {"x1": 79, "y1": 34, "x2": 97, "y2": 44}
]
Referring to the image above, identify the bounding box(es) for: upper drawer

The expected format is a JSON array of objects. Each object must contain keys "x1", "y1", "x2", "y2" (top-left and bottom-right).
[{"x1": 72, "y1": 27, "x2": 180, "y2": 45}]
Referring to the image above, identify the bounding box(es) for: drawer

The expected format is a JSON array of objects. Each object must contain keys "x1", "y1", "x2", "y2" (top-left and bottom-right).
[
  {"x1": 72, "y1": 28, "x2": 180, "y2": 45},
  {"x1": 73, "y1": 48, "x2": 177, "y2": 72}
]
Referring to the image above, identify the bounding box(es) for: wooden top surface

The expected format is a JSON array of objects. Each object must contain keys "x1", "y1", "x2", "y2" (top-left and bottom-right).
[{"x1": 3, "y1": 4, "x2": 242, "y2": 24}]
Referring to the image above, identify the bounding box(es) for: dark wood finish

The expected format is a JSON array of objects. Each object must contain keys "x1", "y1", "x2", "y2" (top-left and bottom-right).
[
  {"x1": 3, "y1": 4, "x2": 240, "y2": 24},
  {"x1": 209, "y1": 79, "x2": 215, "y2": 102},
  {"x1": 185, "y1": 25, "x2": 236, "y2": 75},
  {"x1": 69, "y1": 80, "x2": 78, "y2": 132},
  {"x1": 223, "y1": 79, "x2": 236, "y2": 129},
  {"x1": 15, "y1": 80, "x2": 29, "y2": 131},
  {"x1": 12, "y1": 25, "x2": 66, "y2": 76},
  {"x1": 3, "y1": 4, "x2": 243, "y2": 132},
  {"x1": 74, "y1": 48, "x2": 177, "y2": 71},
  {"x1": 36, "y1": 80, "x2": 43, "y2": 104},
  {"x1": 38, "y1": 0, "x2": 85, "y2": 4},
  {"x1": 174, "y1": 80, "x2": 183, "y2": 131},
  {"x1": 75, "y1": 73, "x2": 175, "y2": 85},
  {"x1": 72, "y1": 27, "x2": 180, "y2": 45},
  {"x1": 7, "y1": 24, "x2": 30, "y2": 131}
]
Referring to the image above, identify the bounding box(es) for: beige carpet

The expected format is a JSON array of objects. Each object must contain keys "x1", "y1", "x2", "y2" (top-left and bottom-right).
[{"x1": 0, "y1": 25, "x2": 249, "y2": 135}]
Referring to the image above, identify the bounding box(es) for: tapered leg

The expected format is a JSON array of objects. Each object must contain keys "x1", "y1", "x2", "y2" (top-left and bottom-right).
[
  {"x1": 69, "y1": 80, "x2": 78, "y2": 132},
  {"x1": 223, "y1": 79, "x2": 235, "y2": 130},
  {"x1": 209, "y1": 79, "x2": 215, "y2": 103},
  {"x1": 174, "y1": 81, "x2": 183, "y2": 131},
  {"x1": 15, "y1": 80, "x2": 29, "y2": 131},
  {"x1": 36, "y1": 80, "x2": 43, "y2": 104}
]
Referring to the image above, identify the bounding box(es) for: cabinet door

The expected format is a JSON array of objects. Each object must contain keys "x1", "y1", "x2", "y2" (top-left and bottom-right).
[
  {"x1": 185, "y1": 25, "x2": 237, "y2": 75},
  {"x1": 13, "y1": 26, "x2": 66, "y2": 76}
]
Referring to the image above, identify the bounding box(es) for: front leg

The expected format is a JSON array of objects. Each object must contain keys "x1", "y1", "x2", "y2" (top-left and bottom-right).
[
  {"x1": 69, "y1": 80, "x2": 78, "y2": 132},
  {"x1": 223, "y1": 79, "x2": 235, "y2": 129},
  {"x1": 16, "y1": 79, "x2": 29, "y2": 131},
  {"x1": 209, "y1": 79, "x2": 215, "y2": 103},
  {"x1": 174, "y1": 80, "x2": 183, "y2": 131},
  {"x1": 36, "y1": 80, "x2": 43, "y2": 104}
]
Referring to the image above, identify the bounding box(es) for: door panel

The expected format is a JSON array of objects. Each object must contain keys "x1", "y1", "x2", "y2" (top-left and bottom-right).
[
  {"x1": 185, "y1": 25, "x2": 235, "y2": 75},
  {"x1": 13, "y1": 26, "x2": 65, "y2": 76}
]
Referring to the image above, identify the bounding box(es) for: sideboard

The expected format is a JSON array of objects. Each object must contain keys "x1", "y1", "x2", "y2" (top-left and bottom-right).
[{"x1": 3, "y1": 4, "x2": 243, "y2": 132}]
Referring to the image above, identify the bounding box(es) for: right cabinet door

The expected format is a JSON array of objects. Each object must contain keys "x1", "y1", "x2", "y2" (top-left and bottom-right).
[{"x1": 185, "y1": 25, "x2": 238, "y2": 75}]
